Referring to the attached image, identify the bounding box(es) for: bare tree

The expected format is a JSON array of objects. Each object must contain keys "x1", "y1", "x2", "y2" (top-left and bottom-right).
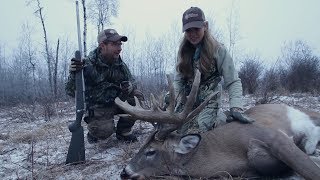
[
  {"x1": 138, "y1": 34, "x2": 168, "y2": 96},
  {"x1": 205, "y1": 11, "x2": 224, "y2": 43},
  {"x1": 60, "y1": 37, "x2": 74, "y2": 83},
  {"x1": 87, "y1": 0, "x2": 119, "y2": 33},
  {"x1": 53, "y1": 39, "x2": 60, "y2": 99},
  {"x1": 23, "y1": 23, "x2": 38, "y2": 100},
  {"x1": 226, "y1": 0, "x2": 241, "y2": 59},
  {"x1": 121, "y1": 26, "x2": 138, "y2": 75},
  {"x1": 0, "y1": 44, "x2": 7, "y2": 104},
  {"x1": 238, "y1": 54, "x2": 263, "y2": 95},
  {"x1": 81, "y1": 0, "x2": 88, "y2": 56},
  {"x1": 9, "y1": 23, "x2": 38, "y2": 104},
  {"x1": 256, "y1": 64, "x2": 285, "y2": 104},
  {"x1": 163, "y1": 20, "x2": 182, "y2": 73},
  {"x1": 280, "y1": 40, "x2": 320, "y2": 93},
  {"x1": 28, "y1": 0, "x2": 53, "y2": 94}
]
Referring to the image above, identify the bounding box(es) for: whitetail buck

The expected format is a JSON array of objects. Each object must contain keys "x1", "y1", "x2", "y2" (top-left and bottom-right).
[{"x1": 115, "y1": 70, "x2": 320, "y2": 180}]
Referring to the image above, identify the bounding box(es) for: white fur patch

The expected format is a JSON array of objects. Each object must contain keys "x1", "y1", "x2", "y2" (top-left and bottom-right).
[{"x1": 287, "y1": 106, "x2": 320, "y2": 154}]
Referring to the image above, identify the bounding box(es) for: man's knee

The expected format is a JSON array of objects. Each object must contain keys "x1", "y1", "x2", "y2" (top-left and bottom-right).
[
  {"x1": 87, "y1": 119, "x2": 115, "y2": 139},
  {"x1": 116, "y1": 117, "x2": 135, "y2": 134},
  {"x1": 86, "y1": 107, "x2": 116, "y2": 139}
]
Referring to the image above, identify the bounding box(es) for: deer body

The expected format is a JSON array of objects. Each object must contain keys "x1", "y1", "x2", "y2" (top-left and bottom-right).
[
  {"x1": 121, "y1": 104, "x2": 320, "y2": 179},
  {"x1": 116, "y1": 71, "x2": 320, "y2": 180}
]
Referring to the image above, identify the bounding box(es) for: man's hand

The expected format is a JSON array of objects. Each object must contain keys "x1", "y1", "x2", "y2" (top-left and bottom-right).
[
  {"x1": 120, "y1": 81, "x2": 133, "y2": 94},
  {"x1": 69, "y1": 58, "x2": 84, "y2": 73},
  {"x1": 227, "y1": 107, "x2": 255, "y2": 124}
]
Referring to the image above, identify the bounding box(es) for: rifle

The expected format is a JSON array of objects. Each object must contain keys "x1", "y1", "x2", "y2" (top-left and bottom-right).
[{"x1": 66, "y1": 0, "x2": 86, "y2": 164}]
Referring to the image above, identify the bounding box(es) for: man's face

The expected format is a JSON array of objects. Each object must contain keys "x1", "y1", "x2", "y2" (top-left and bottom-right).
[{"x1": 100, "y1": 40, "x2": 123, "y2": 61}]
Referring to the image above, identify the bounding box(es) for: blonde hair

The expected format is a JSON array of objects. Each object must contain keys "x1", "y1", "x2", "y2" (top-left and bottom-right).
[{"x1": 176, "y1": 30, "x2": 220, "y2": 79}]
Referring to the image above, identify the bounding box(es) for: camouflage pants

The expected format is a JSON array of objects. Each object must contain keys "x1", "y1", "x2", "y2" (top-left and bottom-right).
[
  {"x1": 178, "y1": 83, "x2": 227, "y2": 134},
  {"x1": 85, "y1": 90, "x2": 144, "y2": 139}
]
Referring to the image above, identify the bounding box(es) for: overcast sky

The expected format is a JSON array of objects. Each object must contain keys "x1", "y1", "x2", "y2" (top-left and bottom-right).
[{"x1": 1, "y1": 0, "x2": 320, "y2": 63}]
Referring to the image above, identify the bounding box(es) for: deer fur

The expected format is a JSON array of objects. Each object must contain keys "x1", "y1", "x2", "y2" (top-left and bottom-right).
[
  {"x1": 116, "y1": 70, "x2": 320, "y2": 180},
  {"x1": 120, "y1": 104, "x2": 320, "y2": 180}
]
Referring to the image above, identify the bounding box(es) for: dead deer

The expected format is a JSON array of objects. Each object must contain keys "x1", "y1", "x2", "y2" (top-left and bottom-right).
[{"x1": 115, "y1": 70, "x2": 320, "y2": 180}]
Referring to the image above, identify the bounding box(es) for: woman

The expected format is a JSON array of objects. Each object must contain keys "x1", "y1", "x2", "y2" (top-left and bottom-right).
[{"x1": 174, "y1": 7, "x2": 252, "y2": 133}]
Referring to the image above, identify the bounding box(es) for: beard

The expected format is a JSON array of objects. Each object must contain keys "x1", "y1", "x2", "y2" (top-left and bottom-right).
[{"x1": 102, "y1": 53, "x2": 118, "y2": 64}]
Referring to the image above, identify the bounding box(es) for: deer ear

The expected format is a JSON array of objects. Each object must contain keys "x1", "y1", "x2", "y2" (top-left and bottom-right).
[{"x1": 174, "y1": 134, "x2": 201, "y2": 154}]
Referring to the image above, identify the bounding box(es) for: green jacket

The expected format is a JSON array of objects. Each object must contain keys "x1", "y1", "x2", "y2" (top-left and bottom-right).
[
  {"x1": 65, "y1": 48, "x2": 136, "y2": 106},
  {"x1": 174, "y1": 44, "x2": 243, "y2": 109}
]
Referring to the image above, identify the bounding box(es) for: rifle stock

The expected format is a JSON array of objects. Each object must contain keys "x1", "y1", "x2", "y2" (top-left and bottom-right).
[{"x1": 66, "y1": 0, "x2": 86, "y2": 164}]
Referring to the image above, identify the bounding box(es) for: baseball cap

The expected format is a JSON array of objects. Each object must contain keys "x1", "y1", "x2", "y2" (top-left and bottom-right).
[
  {"x1": 97, "y1": 29, "x2": 128, "y2": 44},
  {"x1": 182, "y1": 7, "x2": 206, "y2": 32}
]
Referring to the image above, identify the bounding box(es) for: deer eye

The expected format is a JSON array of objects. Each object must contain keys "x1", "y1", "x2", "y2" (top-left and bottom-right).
[{"x1": 145, "y1": 149, "x2": 156, "y2": 157}]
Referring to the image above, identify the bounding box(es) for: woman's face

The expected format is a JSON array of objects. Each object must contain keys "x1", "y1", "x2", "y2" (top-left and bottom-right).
[{"x1": 185, "y1": 23, "x2": 207, "y2": 46}]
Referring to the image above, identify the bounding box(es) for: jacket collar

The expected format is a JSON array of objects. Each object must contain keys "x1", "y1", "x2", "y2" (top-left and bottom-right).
[{"x1": 92, "y1": 47, "x2": 124, "y2": 67}]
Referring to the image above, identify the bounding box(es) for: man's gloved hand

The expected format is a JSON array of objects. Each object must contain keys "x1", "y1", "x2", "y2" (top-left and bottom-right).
[
  {"x1": 227, "y1": 107, "x2": 255, "y2": 124},
  {"x1": 103, "y1": 85, "x2": 122, "y2": 106},
  {"x1": 69, "y1": 58, "x2": 84, "y2": 73},
  {"x1": 120, "y1": 81, "x2": 133, "y2": 94}
]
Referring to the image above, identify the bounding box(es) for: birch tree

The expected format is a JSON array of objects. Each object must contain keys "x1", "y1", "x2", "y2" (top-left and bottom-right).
[
  {"x1": 28, "y1": 0, "x2": 53, "y2": 94},
  {"x1": 226, "y1": 0, "x2": 241, "y2": 60},
  {"x1": 81, "y1": 0, "x2": 88, "y2": 56},
  {"x1": 87, "y1": 0, "x2": 119, "y2": 34}
]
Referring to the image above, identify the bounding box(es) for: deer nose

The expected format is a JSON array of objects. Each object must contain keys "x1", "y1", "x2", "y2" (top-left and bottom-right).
[{"x1": 120, "y1": 168, "x2": 130, "y2": 179}]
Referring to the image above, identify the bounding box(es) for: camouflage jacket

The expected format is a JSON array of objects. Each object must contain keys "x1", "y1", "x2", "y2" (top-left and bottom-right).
[
  {"x1": 65, "y1": 48, "x2": 136, "y2": 106},
  {"x1": 174, "y1": 44, "x2": 243, "y2": 109}
]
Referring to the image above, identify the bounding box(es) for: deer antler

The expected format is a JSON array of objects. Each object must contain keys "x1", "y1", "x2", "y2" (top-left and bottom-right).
[{"x1": 115, "y1": 70, "x2": 219, "y2": 126}]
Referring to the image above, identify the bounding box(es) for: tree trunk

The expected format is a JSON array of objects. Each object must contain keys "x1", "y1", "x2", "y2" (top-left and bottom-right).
[
  {"x1": 36, "y1": 0, "x2": 53, "y2": 94},
  {"x1": 54, "y1": 39, "x2": 59, "y2": 99},
  {"x1": 81, "y1": 0, "x2": 88, "y2": 57}
]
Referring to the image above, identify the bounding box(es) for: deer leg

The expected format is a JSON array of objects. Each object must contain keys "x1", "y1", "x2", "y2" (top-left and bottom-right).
[
  {"x1": 303, "y1": 126, "x2": 320, "y2": 155},
  {"x1": 247, "y1": 138, "x2": 291, "y2": 176},
  {"x1": 268, "y1": 130, "x2": 320, "y2": 180},
  {"x1": 310, "y1": 156, "x2": 320, "y2": 168}
]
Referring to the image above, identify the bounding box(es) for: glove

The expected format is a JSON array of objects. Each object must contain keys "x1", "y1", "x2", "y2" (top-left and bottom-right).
[
  {"x1": 69, "y1": 58, "x2": 84, "y2": 72},
  {"x1": 103, "y1": 85, "x2": 122, "y2": 106},
  {"x1": 120, "y1": 81, "x2": 133, "y2": 94},
  {"x1": 227, "y1": 107, "x2": 255, "y2": 124}
]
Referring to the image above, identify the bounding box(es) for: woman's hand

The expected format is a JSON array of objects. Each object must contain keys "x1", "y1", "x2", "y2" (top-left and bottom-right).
[{"x1": 227, "y1": 107, "x2": 255, "y2": 124}]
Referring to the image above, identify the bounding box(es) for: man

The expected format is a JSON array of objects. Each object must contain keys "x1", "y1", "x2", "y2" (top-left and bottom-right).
[{"x1": 65, "y1": 29, "x2": 144, "y2": 143}]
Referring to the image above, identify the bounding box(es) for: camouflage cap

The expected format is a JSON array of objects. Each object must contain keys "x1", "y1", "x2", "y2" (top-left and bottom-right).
[
  {"x1": 97, "y1": 29, "x2": 128, "y2": 44},
  {"x1": 182, "y1": 7, "x2": 206, "y2": 32}
]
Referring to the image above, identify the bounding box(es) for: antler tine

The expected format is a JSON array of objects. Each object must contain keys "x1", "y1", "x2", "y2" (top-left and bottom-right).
[
  {"x1": 186, "y1": 91, "x2": 219, "y2": 121},
  {"x1": 180, "y1": 69, "x2": 201, "y2": 119},
  {"x1": 115, "y1": 96, "x2": 182, "y2": 124},
  {"x1": 134, "y1": 96, "x2": 142, "y2": 108},
  {"x1": 166, "y1": 74, "x2": 175, "y2": 113},
  {"x1": 155, "y1": 70, "x2": 203, "y2": 141},
  {"x1": 115, "y1": 69, "x2": 211, "y2": 125},
  {"x1": 150, "y1": 93, "x2": 160, "y2": 111}
]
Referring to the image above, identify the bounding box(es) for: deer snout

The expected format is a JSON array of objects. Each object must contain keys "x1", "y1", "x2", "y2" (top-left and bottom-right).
[
  {"x1": 120, "y1": 168, "x2": 130, "y2": 179},
  {"x1": 120, "y1": 167, "x2": 145, "y2": 180}
]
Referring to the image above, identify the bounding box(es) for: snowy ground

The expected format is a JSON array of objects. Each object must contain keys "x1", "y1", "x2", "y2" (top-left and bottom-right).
[{"x1": 0, "y1": 94, "x2": 319, "y2": 180}]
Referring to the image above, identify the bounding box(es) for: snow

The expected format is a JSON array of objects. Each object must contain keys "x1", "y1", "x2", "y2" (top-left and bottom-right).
[{"x1": 0, "y1": 94, "x2": 319, "y2": 180}]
